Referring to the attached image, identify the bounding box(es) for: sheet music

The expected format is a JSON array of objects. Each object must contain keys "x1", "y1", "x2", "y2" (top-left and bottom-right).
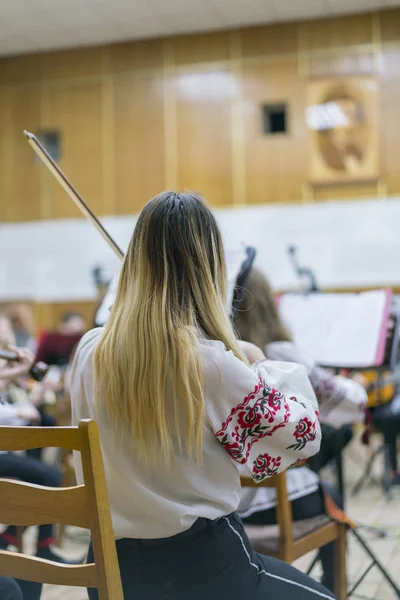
[{"x1": 279, "y1": 290, "x2": 391, "y2": 368}]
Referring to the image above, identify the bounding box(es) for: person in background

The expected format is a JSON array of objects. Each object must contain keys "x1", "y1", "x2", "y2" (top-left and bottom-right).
[
  {"x1": 0, "y1": 348, "x2": 79, "y2": 567},
  {"x1": 70, "y1": 191, "x2": 333, "y2": 600},
  {"x1": 234, "y1": 267, "x2": 367, "y2": 593},
  {"x1": 6, "y1": 305, "x2": 37, "y2": 354},
  {"x1": 0, "y1": 314, "x2": 55, "y2": 460},
  {"x1": 35, "y1": 312, "x2": 86, "y2": 367}
]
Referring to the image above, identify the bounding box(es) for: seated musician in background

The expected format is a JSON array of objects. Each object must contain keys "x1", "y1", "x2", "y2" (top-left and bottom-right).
[
  {"x1": 0, "y1": 348, "x2": 79, "y2": 567},
  {"x1": 35, "y1": 311, "x2": 86, "y2": 367},
  {"x1": 234, "y1": 268, "x2": 367, "y2": 593},
  {"x1": 70, "y1": 192, "x2": 334, "y2": 600},
  {"x1": 0, "y1": 315, "x2": 55, "y2": 460},
  {"x1": 7, "y1": 306, "x2": 37, "y2": 353}
]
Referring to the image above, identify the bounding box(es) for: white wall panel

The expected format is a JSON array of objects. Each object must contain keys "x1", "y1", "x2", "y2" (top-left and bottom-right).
[{"x1": 1, "y1": 197, "x2": 399, "y2": 301}]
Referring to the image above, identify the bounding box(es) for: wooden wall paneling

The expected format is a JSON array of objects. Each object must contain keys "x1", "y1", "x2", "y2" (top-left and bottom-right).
[
  {"x1": 172, "y1": 31, "x2": 231, "y2": 67},
  {"x1": 109, "y1": 39, "x2": 164, "y2": 74},
  {"x1": 230, "y1": 30, "x2": 245, "y2": 206},
  {"x1": 47, "y1": 82, "x2": 104, "y2": 219},
  {"x1": 0, "y1": 87, "x2": 13, "y2": 222},
  {"x1": 240, "y1": 23, "x2": 299, "y2": 59},
  {"x1": 41, "y1": 46, "x2": 104, "y2": 83},
  {"x1": 381, "y1": 9, "x2": 400, "y2": 43},
  {"x1": 242, "y1": 58, "x2": 307, "y2": 204},
  {"x1": 163, "y1": 41, "x2": 178, "y2": 190},
  {"x1": 380, "y1": 45, "x2": 400, "y2": 195},
  {"x1": 302, "y1": 14, "x2": 374, "y2": 52},
  {"x1": 101, "y1": 48, "x2": 115, "y2": 216},
  {"x1": 113, "y1": 72, "x2": 165, "y2": 214},
  {"x1": 313, "y1": 182, "x2": 378, "y2": 202},
  {"x1": 2, "y1": 87, "x2": 42, "y2": 222},
  {"x1": 0, "y1": 54, "x2": 43, "y2": 86},
  {"x1": 175, "y1": 67, "x2": 234, "y2": 206}
]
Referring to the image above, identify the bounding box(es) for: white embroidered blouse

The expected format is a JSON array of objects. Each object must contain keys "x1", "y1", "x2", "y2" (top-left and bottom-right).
[{"x1": 70, "y1": 328, "x2": 321, "y2": 540}]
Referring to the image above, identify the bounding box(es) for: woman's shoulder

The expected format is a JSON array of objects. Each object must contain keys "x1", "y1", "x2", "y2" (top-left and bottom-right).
[
  {"x1": 72, "y1": 328, "x2": 103, "y2": 369},
  {"x1": 199, "y1": 338, "x2": 251, "y2": 383},
  {"x1": 78, "y1": 327, "x2": 103, "y2": 349}
]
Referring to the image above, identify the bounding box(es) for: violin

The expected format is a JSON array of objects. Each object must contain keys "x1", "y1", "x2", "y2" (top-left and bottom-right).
[
  {"x1": 0, "y1": 349, "x2": 48, "y2": 382},
  {"x1": 287, "y1": 245, "x2": 319, "y2": 293}
]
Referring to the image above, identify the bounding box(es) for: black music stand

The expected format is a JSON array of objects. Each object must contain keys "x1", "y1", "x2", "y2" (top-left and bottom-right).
[{"x1": 350, "y1": 310, "x2": 400, "y2": 500}]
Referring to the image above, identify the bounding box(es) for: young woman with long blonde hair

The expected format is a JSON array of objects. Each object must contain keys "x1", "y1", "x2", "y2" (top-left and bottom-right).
[{"x1": 70, "y1": 192, "x2": 334, "y2": 600}]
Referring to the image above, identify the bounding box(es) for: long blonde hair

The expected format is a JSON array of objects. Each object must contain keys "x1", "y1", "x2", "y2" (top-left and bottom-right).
[
  {"x1": 235, "y1": 268, "x2": 292, "y2": 349},
  {"x1": 94, "y1": 191, "x2": 246, "y2": 469}
]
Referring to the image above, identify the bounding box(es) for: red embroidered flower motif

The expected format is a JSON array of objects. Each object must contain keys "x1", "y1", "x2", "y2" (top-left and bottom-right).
[
  {"x1": 252, "y1": 453, "x2": 282, "y2": 482},
  {"x1": 237, "y1": 408, "x2": 262, "y2": 429},
  {"x1": 220, "y1": 441, "x2": 246, "y2": 463},
  {"x1": 266, "y1": 390, "x2": 283, "y2": 410},
  {"x1": 286, "y1": 416, "x2": 317, "y2": 451},
  {"x1": 294, "y1": 417, "x2": 314, "y2": 440},
  {"x1": 216, "y1": 378, "x2": 292, "y2": 464}
]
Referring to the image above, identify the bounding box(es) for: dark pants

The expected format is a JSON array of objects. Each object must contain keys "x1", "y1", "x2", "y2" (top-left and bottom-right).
[
  {"x1": 26, "y1": 410, "x2": 56, "y2": 461},
  {"x1": 0, "y1": 453, "x2": 61, "y2": 547},
  {"x1": 243, "y1": 484, "x2": 341, "y2": 593},
  {"x1": 0, "y1": 578, "x2": 42, "y2": 600},
  {"x1": 0, "y1": 578, "x2": 22, "y2": 600},
  {"x1": 87, "y1": 512, "x2": 335, "y2": 600},
  {"x1": 308, "y1": 424, "x2": 353, "y2": 473}
]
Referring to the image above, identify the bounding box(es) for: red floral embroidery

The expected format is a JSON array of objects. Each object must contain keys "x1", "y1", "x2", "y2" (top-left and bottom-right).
[
  {"x1": 294, "y1": 417, "x2": 314, "y2": 439},
  {"x1": 287, "y1": 416, "x2": 317, "y2": 451},
  {"x1": 252, "y1": 453, "x2": 281, "y2": 482},
  {"x1": 216, "y1": 378, "x2": 291, "y2": 464},
  {"x1": 237, "y1": 408, "x2": 262, "y2": 429}
]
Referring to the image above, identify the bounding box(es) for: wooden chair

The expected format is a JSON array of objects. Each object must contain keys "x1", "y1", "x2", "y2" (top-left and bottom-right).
[
  {"x1": 0, "y1": 420, "x2": 123, "y2": 600},
  {"x1": 241, "y1": 472, "x2": 347, "y2": 600},
  {"x1": 54, "y1": 385, "x2": 76, "y2": 547}
]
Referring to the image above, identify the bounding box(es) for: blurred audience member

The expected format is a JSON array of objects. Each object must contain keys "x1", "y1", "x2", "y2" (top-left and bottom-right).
[
  {"x1": 0, "y1": 314, "x2": 55, "y2": 459},
  {"x1": 0, "y1": 349, "x2": 79, "y2": 566},
  {"x1": 36, "y1": 312, "x2": 86, "y2": 367},
  {"x1": 10, "y1": 314, "x2": 37, "y2": 354}
]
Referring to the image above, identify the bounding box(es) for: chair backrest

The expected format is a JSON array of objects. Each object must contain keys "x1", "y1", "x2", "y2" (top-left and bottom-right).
[
  {"x1": 0, "y1": 419, "x2": 123, "y2": 600},
  {"x1": 241, "y1": 471, "x2": 294, "y2": 557}
]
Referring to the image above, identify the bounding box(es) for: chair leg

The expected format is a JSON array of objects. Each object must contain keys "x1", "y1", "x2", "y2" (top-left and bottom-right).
[
  {"x1": 334, "y1": 525, "x2": 347, "y2": 600},
  {"x1": 56, "y1": 450, "x2": 75, "y2": 548}
]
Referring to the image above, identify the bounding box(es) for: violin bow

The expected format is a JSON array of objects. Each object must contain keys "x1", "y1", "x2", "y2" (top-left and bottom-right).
[{"x1": 23, "y1": 130, "x2": 124, "y2": 261}]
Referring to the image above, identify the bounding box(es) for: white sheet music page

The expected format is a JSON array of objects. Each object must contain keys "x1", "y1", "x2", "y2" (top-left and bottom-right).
[{"x1": 279, "y1": 290, "x2": 391, "y2": 368}]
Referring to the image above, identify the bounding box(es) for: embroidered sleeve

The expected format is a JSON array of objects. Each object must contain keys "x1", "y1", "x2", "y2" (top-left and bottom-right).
[
  {"x1": 206, "y1": 346, "x2": 321, "y2": 483},
  {"x1": 308, "y1": 365, "x2": 366, "y2": 428}
]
